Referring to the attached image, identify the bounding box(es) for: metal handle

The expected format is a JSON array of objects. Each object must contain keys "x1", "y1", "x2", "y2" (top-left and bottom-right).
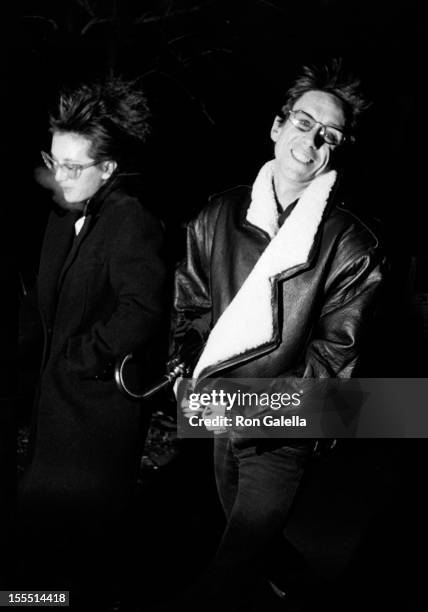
[{"x1": 114, "y1": 353, "x2": 188, "y2": 400}]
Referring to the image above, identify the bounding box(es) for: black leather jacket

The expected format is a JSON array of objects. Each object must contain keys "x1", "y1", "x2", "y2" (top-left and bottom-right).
[{"x1": 172, "y1": 184, "x2": 385, "y2": 382}]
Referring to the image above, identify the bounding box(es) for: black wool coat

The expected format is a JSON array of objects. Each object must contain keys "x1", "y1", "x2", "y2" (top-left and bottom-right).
[{"x1": 20, "y1": 175, "x2": 167, "y2": 514}]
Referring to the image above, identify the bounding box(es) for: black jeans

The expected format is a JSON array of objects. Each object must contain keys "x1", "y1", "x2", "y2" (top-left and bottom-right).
[{"x1": 188, "y1": 436, "x2": 311, "y2": 610}]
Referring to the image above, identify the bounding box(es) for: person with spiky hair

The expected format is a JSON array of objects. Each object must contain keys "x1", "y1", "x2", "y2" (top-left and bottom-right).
[
  {"x1": 18, "y1": 78, "x2": 166, "y2": 606},
  {"x1": 170, "y1": 59, "x2": 386, "y2": 609}
]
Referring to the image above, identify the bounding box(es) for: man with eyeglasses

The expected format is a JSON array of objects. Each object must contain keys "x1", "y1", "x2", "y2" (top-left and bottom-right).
[
  {"x1": 19, "y1": 78, "x2": 166, "y2": 608},
  {"x1": 170, "y1": 60, "x2": 386, "y2": 610}
]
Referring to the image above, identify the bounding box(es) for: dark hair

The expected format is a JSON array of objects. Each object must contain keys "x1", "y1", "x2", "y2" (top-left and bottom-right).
[
  {"x1": 279, "y1": 58, "x2": 370, "y2": 139},
  {"x1": 49, "y1": 77, "x2": 151, "y2": 170}
]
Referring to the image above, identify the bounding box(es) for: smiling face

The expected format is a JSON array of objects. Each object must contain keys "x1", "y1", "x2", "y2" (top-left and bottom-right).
[
  {"x1": 50, "y1": 132, "x2": 115, "y2": 206},
  {"x1": 271, "y1": 90, "x2": 346, "y2": 193}
]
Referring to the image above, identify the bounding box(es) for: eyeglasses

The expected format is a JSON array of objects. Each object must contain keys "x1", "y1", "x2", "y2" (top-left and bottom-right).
[
  {"x1": 287, "y1": 109, "x2": 346, "y2": 147},
  {"x1": 41, "y1": 151, "x2": 100, "y2": 180}
]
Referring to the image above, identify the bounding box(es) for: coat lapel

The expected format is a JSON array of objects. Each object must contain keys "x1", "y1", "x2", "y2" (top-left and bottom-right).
[
  {"x1": 38, "y1": 209, "x2": 79, "y2": 326},
  {"x1": 56, "y1": 176, "x2": 120, "y2": 291},
  {"x1": 193, "y1": 164, "x2": 337, "y2": 380},
  {"x1": 57, "y1": 213, "x2": 94, "y2": 291}
]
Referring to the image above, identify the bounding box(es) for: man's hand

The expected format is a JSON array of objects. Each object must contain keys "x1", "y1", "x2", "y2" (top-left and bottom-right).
[
  {"x1": 201, "y1": 403, "x2": 228, "y2": 434},
  {"x1": 181, "y1": 393, "x2": 228, "y2": 434}
]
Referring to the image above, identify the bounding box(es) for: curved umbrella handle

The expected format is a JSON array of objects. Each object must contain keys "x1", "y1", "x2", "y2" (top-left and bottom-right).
[{"x1": 114, "y1": 353, "x2": 189, "y2": 400}]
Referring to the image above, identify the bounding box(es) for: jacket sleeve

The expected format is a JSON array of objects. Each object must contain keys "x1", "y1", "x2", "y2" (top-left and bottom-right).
[
  {"x1": 227, "y1": 238, "x2": 387, "y2": 436},
  {"x1": 294, "y1": 239, "x2": 387, "y2": 379},
  {"x1": 170, "y1": 202, "x2": 221, "y2": 369},
  {"x1": 64, "y1": 202, "x2": 166, "y2": 378}
]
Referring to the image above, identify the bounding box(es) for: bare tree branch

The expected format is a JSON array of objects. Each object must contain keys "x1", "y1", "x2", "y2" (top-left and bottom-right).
[
  {"x1": 200, "y1": 48, "x2": 232, "y2": 56},
  {"x1": 167, "y1": 34, "x2": 193, "y2": 45},
  {"x1": 165, "y1": 0, "x2": 174, "y2": 17},
  {"x1": 81, "y1": 16, "x2": 115, "y2": 36},
  {"x1": 181, "y1": 48, "x2": 232, "y2": 66},
  {"x1": 73, "y1": 0, "x2": 97, "y2": 18},
  {"x1": 22, "y1": 15, "x2": 59, "y2": 31},
  {"x1": 255, "y1": 0, "x2": 286, "y2": 11},
  {"x1": 134, "y1": 1, "x2": 217, "y2": 25},
  {"x1": 157, "y1": 70, "x2": 216, "y2": 125}
]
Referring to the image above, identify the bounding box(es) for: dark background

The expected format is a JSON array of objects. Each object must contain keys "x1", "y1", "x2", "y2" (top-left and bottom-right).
[
  {"x1": 2, "y1": 0, "x2": 428, "y2": 609},
  {"x1": 6, "y1": 0, "x2": 426, "y2": 268},
  {"x1": 7, "y1": 0, "x2": 428, "y2": 370}
]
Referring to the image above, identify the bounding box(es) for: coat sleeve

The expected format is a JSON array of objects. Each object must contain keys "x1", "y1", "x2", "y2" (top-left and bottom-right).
[
  {"x1": 64, "y1": 201, "x2": 166, "y2": 379},
  {"x1": 291, "y1": 239, "x2": 387, "y2": 379}
]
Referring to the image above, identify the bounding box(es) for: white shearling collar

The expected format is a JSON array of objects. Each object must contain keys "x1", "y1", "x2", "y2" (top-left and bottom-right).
[{"x1": 193, "y1": 162, "x2": 337, "y2": 380}]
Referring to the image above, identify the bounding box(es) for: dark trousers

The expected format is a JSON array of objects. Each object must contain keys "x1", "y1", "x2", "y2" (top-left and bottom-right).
[{"x1": 183, "y1": 436, "x2": 310, "y2": 611}]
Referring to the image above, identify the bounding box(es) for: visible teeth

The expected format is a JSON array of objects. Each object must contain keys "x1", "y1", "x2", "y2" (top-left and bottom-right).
[{"x1": 292, "y1": 149, "x2": 312, "y2": 164}]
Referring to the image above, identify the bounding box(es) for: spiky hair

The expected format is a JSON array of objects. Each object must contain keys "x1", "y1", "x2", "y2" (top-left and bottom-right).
[
  {"x1": 280, "y1": 58, "x2": 370, "y2": 137},
  {"x1": 49, "y1": 77, "x2": 151, "y2": 169}
]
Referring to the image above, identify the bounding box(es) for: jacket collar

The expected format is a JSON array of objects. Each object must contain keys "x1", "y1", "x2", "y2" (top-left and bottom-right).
[
  {"x1": 85, "y1": 171, "x2": 143, "y2": 216},
  {"x1": 193, "y1": 162, "x2": 337, "y2": 380},
  {"x1": 56, "y1": 172, "x2": 146, "y2": 289},
  {"x1": 85, "y1": 173, "x2": 120, "y2": 216},
  {"x1": 246, "y1": 160, "x2": 279, "y2": 238}
]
